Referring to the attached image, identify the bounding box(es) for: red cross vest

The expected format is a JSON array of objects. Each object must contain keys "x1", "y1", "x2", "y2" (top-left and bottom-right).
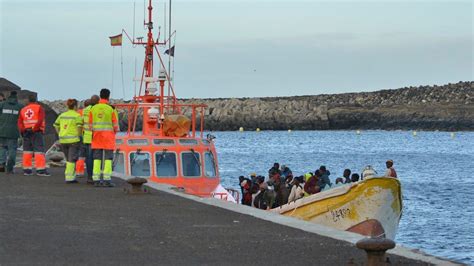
[{"x1": 20, "y1": 103, "x2": 45, "y2": 132}]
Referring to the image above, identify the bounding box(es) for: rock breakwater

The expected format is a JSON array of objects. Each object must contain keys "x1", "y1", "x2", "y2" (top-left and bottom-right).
[{"x1": 44, "y1": 81, "x2": 473, "y2": 131}]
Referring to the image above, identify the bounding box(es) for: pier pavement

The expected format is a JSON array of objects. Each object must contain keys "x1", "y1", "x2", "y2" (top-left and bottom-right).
[{"x1": 0, "y1": 168, "x2": 433, "y2": 265}]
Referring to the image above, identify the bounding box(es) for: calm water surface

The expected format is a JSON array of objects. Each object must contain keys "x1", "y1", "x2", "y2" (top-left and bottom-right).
[{"x1": 211, "y1": 130, "x2": 474, "y2": 264}]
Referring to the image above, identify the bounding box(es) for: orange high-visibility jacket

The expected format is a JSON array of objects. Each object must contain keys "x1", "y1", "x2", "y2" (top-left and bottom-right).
[
  {"x1": 18, "y1": 103, "x2": 45, "y2": 133},
  {"x1": 89, "y1": 99, "x2": 119, "y2": 150}
]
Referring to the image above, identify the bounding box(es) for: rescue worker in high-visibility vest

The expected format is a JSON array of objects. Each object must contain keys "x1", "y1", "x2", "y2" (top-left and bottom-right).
[
  {"x1": 18, "y1": 94, "x2": 50, "y2": 176},
  {"x1": 80, "y1": 95, "x2": 99, "y2": 184},
  {"x1": 74, "y1": 100, "x2": 89, "y2": 178},
  {"x1": 89, "y1": 89, "x2": 119, "y2": 187},
  {"x1": 53, "y1": 99, "x2": 83, "y2": 183}
]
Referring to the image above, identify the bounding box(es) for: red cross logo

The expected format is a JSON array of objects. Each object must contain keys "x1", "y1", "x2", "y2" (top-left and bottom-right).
[
  {"x1": 25, "y1": 109, "x2": 35, "y2": 119},
  {"x1": 63, "y1": 125, "x2": 68, "y2": 129}
]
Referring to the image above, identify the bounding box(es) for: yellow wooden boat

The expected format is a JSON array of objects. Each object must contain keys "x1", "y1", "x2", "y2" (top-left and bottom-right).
[{"x1": 272, "y1": 177, "x2": 402, "y2": 239}]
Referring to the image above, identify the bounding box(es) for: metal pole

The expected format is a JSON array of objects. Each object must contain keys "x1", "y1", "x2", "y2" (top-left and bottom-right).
[{"x1": 168, "y1": 0, "x2": 172, "y2": 99}]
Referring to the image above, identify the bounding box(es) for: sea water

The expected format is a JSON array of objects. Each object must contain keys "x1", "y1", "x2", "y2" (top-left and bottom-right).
[{"x1": 212, "y1": 130, "x2": 474, "y2": 264}]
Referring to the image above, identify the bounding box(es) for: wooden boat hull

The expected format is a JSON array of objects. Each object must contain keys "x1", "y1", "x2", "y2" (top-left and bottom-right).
[{"x1": 273, "y1": 177, "x2": 402, "y2": 239}]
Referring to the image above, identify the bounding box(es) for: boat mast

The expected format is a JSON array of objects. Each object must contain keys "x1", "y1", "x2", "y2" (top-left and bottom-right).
[{"x1": 145, "y1": 0, "x2": 154, "y2": 88}]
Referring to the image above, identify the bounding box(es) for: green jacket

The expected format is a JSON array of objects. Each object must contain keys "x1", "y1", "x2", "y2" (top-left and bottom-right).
[{"x1": 0, "y1": 95, "x2": 23, "y2": 139}]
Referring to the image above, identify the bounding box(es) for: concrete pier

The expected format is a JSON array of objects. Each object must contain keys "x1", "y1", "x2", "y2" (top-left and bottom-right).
[{"x1": 0, "y1": 168, "x2": 448, "y2": 265}]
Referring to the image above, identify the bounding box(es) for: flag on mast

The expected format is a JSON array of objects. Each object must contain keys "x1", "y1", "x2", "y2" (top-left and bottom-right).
[
  {"x1": 164, "y1": 46, "x2": 175, "y2": 57},
  {"x1": 109, "y1": 34, "x2": 123, "y2": 46}
]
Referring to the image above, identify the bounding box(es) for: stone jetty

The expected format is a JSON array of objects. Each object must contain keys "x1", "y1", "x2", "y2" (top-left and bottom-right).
[{"x1": 22, "y1": 81, "x2": 474, "y2": 131}]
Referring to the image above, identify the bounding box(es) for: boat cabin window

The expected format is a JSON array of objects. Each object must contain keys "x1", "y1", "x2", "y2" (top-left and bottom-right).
[
  {"x1": 113, "y1": 152, "x2": 125, "y2": 174},
  {"x1": 116, "y1": 139, "x2": 124, "y2": 145},
  {"x1": 153, "y1": 139, "x2": 175, "y2": 146},
  {"x1": 128, "y1": 139, "x2": 149, "y2": 146},
  {"x1": 204, "y1": 152, "x2": 217, "y2": 178},
  {"x1": 155, "y1": 151, "x2": 177, "y2": 177},
  {"x1": 179, "y1": 139, "x2": 198, "y2": 145},
  {"x1": 181, "y1": 151, "x2": 201, "y2": 177},
  {"x1": 129, "y1": 152, "x2": 151, "y2": 177}
]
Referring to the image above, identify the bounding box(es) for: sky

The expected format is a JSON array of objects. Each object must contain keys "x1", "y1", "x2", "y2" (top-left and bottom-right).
[{"x1": 0, "y1": 0, "x2": 472, "y2": 100}]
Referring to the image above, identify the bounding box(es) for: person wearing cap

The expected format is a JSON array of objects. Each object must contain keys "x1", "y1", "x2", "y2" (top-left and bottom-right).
[
  {"x1": 288, "y1": 175, "x2": 304, "y2": 202},
  {"x1": 0, "y1": 91, "x2": 23, "y2": 173},
  {"x1": 384, "y1": 160, "x2": 397, "y2": 178},
  {"x1": 54, "y1": 99, "x2": 83, "y2": 183},
  {"x1": 253, "y1": 181, "x2": 276, "y2": 210}
]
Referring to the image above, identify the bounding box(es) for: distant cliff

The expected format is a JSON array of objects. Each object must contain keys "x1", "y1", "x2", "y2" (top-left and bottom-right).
[{"x1": 44, "y1": 81, "x2": 473, "y2": 131}]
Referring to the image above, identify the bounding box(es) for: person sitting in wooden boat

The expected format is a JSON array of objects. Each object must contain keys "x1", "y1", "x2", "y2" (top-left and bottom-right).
[
  {"x1": 253, "y1": 182, "x2": 275, "y2": 210},
  {"x1": 239, "y1": 175, "x2": 252, "y2": 206},
  {"x1": 384, "y1": 160, "x2": 397, "y2": 178},
  {"x1": 304, "y1": 171, "x2": 321, "y2": 196},
  {"x1": 268, "y1": 162, "x2": 281, "y2": 177},
  {"x1": 304, "y1": 172, "x2": 312, "y2": 182},
  {"x1": 335, "y1": 169, "x2": 352, "y2": 185},
  {"x1": 351, "y1": 173, "x2": 360, "y2": 182},
  {"x1": 268, "y1": 172, "x2": 289, "y2": 208},
  {"x1": 288, "y1": 175, "x2": 304, "y2": 202},
  {"x1": 317, "y1": 165, "x2": 332, "y2": 190},
  {"x1": 280, "y1": 165, "x2": 292, "y2": 178},
  {"x1": 249, "y1": 175, "x2": 263, "y2": 204}
]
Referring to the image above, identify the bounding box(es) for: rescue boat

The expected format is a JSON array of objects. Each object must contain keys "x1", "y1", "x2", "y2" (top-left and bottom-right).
[
  {"x1": 111, "y1": 0, "x2": 235, "y2": 201},
  {"x1": 110, "y1": 0, "x2": 401, "y2": 239},
  {"x1": 272, "y1": 177, "x2": 402, "y2": 240}
]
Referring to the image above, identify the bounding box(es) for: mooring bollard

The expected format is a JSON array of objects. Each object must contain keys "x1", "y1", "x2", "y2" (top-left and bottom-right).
[
  {"x1": 356, "y1": 238, "x2": 396, "y2": 266},
  {"x1": 125, "y1": 177, "x2": 148, "y2": 194}
]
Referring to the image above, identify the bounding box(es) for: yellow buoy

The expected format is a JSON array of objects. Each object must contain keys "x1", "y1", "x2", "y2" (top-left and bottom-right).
[
  {"x1": 412, "y1": 130, "x2": 417, "y2": 137},
  {"x1": 256, "y1": 128, "x2": 261, "y2": 132},
  {"x1": 239, "y1": 127, "x2": 244, "y2": 132}
]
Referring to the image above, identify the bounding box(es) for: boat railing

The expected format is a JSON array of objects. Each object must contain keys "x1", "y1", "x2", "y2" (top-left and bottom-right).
[{"x1": 114, "y1": 101, "x2": 208, "y2": 138}]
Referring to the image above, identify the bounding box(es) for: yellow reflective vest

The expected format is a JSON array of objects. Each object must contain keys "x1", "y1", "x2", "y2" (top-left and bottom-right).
[
  {"x1": 54, "y1": 109, "x2": 83, "y2": 144},
  {"x1": 82, "y1": 105, "x2": 93, "y2": 144},
  {"x1": 89, "y1": 99, "x2": 119, "y2": 150}
]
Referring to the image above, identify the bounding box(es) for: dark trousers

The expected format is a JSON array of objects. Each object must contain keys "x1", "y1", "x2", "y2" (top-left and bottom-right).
[
  {"x1": 61, "y1": 143, "x2": 79, "y2": 163},
  {"x1": 23, "y1": 132, "x2": 45, "y2": 152},
  {"x1": 84, "y1": 144, "x2": 93, "y2": 179},
  {"x1": 0, "y1": 137, "x2": 18, "y2": 172}
]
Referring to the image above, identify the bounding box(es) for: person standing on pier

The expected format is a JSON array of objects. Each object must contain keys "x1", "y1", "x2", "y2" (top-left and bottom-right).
[
  {"x1": 89, "y1": 89, "x2": 119, "y2": 187},
  {"x1": 0, "y1": 91, "x2": 23, "y2": 173},
  {"x1": 54, "y1": 99, "x2": 83, "y2": 183},
  {"x1": 74, "y1": 100, "x2": 88, "y2": 178},
  {"x1": 18, "y1": 94, "x2": 50, "y2": 176},
  {"x1": 80, "y1": 95, "x2": 99, "y2": 183}
]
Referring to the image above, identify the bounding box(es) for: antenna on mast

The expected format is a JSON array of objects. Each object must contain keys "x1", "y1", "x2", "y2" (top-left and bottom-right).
[
  {"x1": 133, "y1": 1, "x2": 136, "y2": 40},
  {"x1": 168, "y1": 0, "x2": 172, "y2": 98}
]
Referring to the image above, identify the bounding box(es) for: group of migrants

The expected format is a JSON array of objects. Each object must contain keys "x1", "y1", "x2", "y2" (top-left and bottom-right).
[
  {"x1": 0, "y1": 89, "x2": 119, "y2": 187},
  {"x1": 238, "y1": 161, "x2": 397, "y2": 210}
]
